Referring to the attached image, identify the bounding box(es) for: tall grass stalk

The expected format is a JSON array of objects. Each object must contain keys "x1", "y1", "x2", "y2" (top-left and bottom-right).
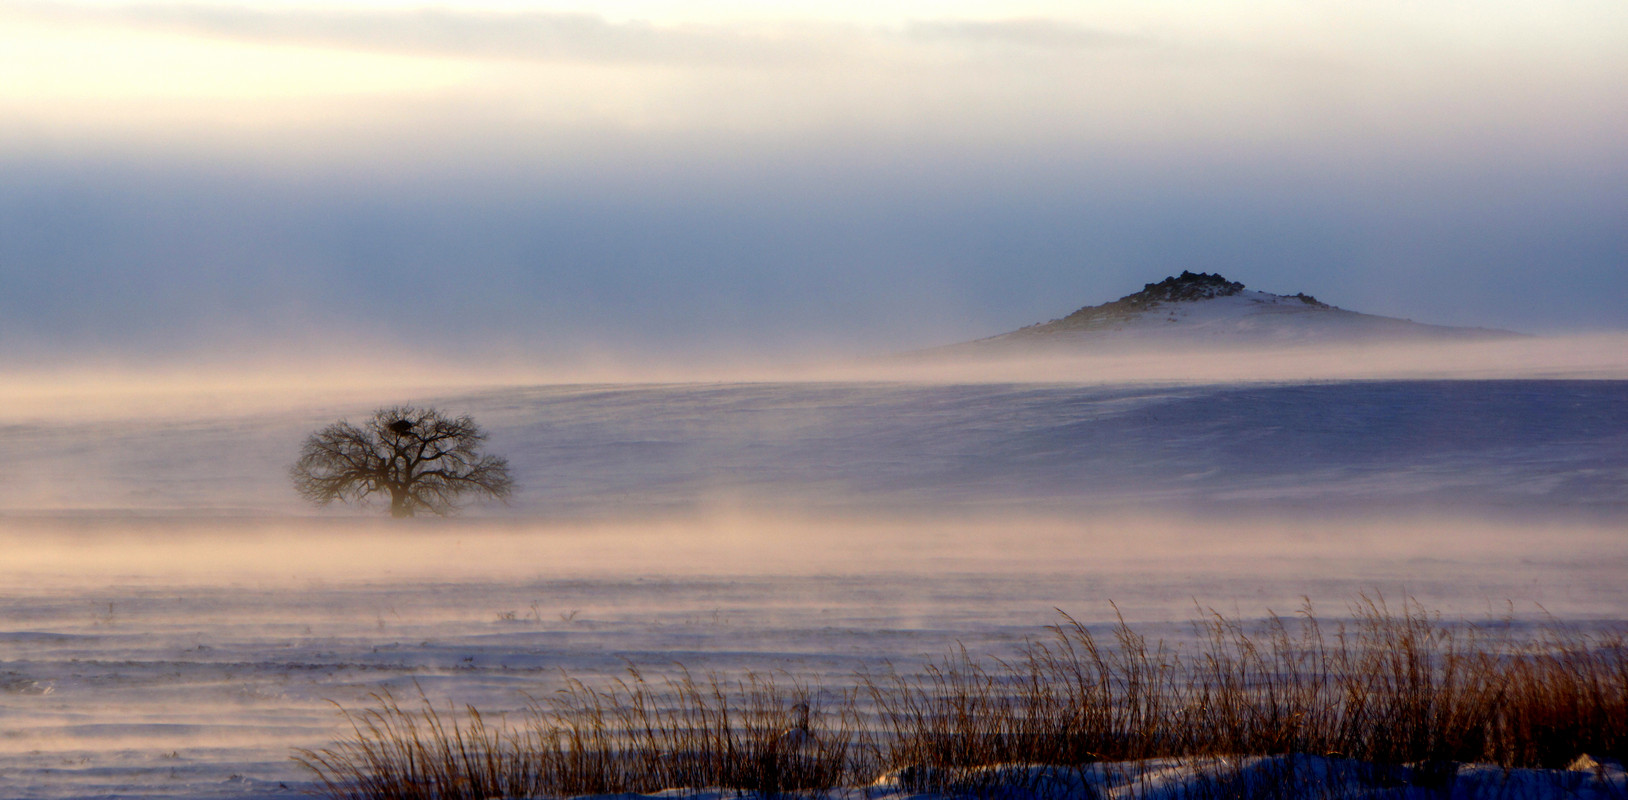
[{"x1": 298, "y1": 597, "x2": 1627, "y2": 799}]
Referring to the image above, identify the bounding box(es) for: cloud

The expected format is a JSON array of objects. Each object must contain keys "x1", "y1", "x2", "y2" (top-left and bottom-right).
[
  {"x1": 4, "y1": 2, "x2": 1154, "y2": 69},
  {"x1": 9, "y1": 0, "x2": 1625, "y2": 167},
  {"x1": 2, "y1": 1, "x2": 852, "y2": 67},
  {"x1": 902, "y1": 18, "x2": 1151, "y2": 50}
]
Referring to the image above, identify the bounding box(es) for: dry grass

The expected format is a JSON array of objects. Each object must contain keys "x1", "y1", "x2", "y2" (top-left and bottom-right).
[
  {"x1": 298, "y1": 597, "x2": 1627, "y2": 799},
  {"x1": 300, "y1": 668, "x2": 864, "y2": 800}
]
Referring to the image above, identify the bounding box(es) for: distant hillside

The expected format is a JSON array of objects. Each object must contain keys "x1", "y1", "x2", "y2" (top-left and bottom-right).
[{"x1": 934, "y1": 271, "x2": 1520, "y2": 355}]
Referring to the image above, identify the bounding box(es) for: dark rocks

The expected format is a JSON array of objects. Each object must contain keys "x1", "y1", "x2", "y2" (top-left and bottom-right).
[
  {"x1": 1123, "y1": 271, "x2": 1245, "y2": 306},
  {"x1": 1044, "y1": 271, "x2": 1245, "y2": 332}
]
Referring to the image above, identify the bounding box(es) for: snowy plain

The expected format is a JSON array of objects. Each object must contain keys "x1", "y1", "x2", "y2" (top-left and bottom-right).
[{"x1": 0, "y1": 366, "x2": 1626, "y2": 799}]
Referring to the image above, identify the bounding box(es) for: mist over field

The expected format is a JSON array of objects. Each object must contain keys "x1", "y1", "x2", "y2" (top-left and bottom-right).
[
  {"x1": 0, "y1": 347, "x2": 1622, "y2": 796},
  {"x1": 0, "y1": 336, "x2": 1624, "y2": 515},
  {"x1": 1, "y1": 356, "x2": 1625, "y2": 799}
]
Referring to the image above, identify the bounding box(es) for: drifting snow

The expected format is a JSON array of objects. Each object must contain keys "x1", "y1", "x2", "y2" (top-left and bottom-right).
[
  {"x1": 0, "y1": 380, "x2": 1624, "y2": 517},
  {"x1": 0, "y1": 377, "x2": 1624, "y2": 798}
]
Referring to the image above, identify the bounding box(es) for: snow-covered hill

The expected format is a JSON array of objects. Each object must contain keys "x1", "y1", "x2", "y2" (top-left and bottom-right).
[
  {"x1": 2, "y1": 379, "x2": 1624, "y2": 517},
  {"x1": 941, "y1": 271, "x2": 1519, "y2": 354}
]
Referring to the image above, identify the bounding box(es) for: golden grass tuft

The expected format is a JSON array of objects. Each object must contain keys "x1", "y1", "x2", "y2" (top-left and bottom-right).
[{"x1": 298, "y1": 597, "x2": 1627, "y2": 799}]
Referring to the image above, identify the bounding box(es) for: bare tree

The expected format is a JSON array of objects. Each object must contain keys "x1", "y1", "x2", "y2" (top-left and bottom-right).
[{"x1": 291, "y1": 406, "x2": 514, "y2": 517}]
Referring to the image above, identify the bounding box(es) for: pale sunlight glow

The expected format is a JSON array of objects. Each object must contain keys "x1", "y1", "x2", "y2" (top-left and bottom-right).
[
  {"x1": 1, "y1": 16, "x2": 479, "y2": 100},
  {"x1": 4, "y1": 1, "x2": 1625, "y2": 161}
]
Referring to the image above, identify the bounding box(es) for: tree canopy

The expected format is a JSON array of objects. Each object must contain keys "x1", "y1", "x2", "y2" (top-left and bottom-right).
[{"x1": 291, "y1": 406, "x2": 513, "y2": 517}]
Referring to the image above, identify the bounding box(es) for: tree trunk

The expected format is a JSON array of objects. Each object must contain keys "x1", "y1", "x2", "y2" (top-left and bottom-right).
[{"x1": 389, "y1": 487, "x2": 413, "y2": 518}]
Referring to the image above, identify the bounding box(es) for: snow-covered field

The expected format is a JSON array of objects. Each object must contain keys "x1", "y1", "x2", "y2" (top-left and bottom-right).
[{"x1": 0, "y1": 377, "x2": 1625, "y2": 798}]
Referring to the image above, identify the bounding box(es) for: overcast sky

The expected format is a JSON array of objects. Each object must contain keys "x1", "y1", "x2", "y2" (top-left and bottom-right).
[{"x1": 3, "y1": 0, "x2": 1625, "y2": 365}]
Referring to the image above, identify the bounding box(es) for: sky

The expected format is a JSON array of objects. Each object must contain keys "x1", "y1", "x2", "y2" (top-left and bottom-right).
[{"x1": 3, "y1": 0, "x2": 1626, "y2": 366}]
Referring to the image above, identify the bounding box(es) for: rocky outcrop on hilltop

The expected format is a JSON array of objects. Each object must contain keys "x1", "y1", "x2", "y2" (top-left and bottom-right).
[
  {"x1": 1046, "y1": 271, "x2": 1295, "y2": 332},
  {"x1": 913, "y1": 270, "x2": 1522, "y2": 356},
  {"x1": 1098, "y1": 271, "x2": 1245, "y2": 308}
]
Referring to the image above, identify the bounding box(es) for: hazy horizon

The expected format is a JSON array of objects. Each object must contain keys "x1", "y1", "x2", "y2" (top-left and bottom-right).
[{"x1": 4, "y1": 0, "x2": 1627, "y2": 364}]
